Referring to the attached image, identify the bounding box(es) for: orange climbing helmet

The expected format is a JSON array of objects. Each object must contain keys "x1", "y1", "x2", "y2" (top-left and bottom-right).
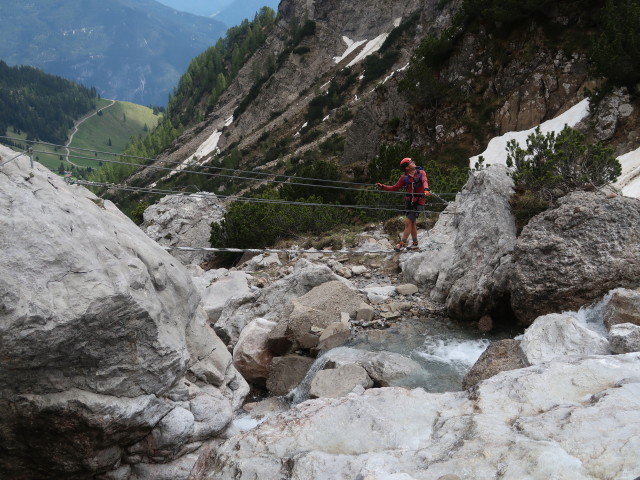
[{"x1": 400, "y1": 157, "x2": 412, "y2": 168}]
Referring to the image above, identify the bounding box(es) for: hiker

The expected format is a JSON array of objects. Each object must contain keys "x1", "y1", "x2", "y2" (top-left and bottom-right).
[{"x1": 376, "y1": 157, "x2": 430, "y2": 251}]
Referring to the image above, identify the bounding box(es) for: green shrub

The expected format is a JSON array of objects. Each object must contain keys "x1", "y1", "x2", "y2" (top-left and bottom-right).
[
  {"x1": 359, "y1": 51, "x2": 401, "y2": 90},
  {"x1": 130, "y1": 201, "x2": 150, "y2": 225},
  {"x1": 510, "y1": 190, "x2": 552, "y2": 235},
  {"x1": 398, "y1": 32, "x2": 454, "y2": 107},
  {"x1": 280, "y1": 159, "x2": 340, "y2": 203},
  {"x1": 305, "y1": 78, "x2": 348, "y2": 123},
  {"x1": 319, "y1": 134, "x2": 345, "y2": 155},
  {"x1": 210, "y1": 190, "x2": 351, "y2": 263},
  {"x1": 300, "y1": 129, "x2": 322, "y2": 145},
  {"x1": 506, "y1": 125, "x2": 621, "y2": 199},
  {"x1": 590, "y1": 0, "x2": 640, "y2": 89}
]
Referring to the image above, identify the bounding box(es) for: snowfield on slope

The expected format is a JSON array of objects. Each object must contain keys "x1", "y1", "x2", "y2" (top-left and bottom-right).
[{"x1": 468, "y1": 98, "x2": 640, "y2": 199}]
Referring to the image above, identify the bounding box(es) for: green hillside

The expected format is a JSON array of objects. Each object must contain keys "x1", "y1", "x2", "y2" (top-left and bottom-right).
[
  {"x1": 70, "y1": 100, "x2": 162, "y2": 159},
  {"x1": 27, "y1": 99, "x2": 161, "y2": 175}
]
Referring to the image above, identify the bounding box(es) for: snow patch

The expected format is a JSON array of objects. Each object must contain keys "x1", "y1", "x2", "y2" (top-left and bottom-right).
[
  {"x1": 346, "y1": 33, "x2": 389, "y2": 68},
  {"x1": 469, "y1": 99, "x2": 591, "y2": 170},
  {"x1": 468, "y1": 98, "x2": 640, "y2": 199},
  {"x1": 333, "y1": 37, "x2": 367, "y2": 64},
  {"x1": 333, "y1": 20, "x2": 401, "y2": 67},
  {"x1": 194, "y1": 130, "x2": 222, "y2": 160},
  {"x1": 614, "y1": 147, "x2": 640, "y2": 198}
]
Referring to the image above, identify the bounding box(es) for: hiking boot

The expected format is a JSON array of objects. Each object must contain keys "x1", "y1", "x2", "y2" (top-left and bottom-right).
[
  {"x1": 394, "y1": 240, "x2": 407, "y2": 252},
  {"x1": 406, "y1": 241, "x2": 419, "y2": 251}
]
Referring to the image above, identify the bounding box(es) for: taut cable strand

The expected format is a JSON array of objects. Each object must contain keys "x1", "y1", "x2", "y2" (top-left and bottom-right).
[
  {"x1": 69, "y1": 179, "x2": 460, "y2": 214},
  {"x1": 1, "y1": 135, "x2": 459, "y2": 199}
]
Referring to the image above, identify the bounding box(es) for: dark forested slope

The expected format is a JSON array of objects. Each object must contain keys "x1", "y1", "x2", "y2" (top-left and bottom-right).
[{"x1": 0, "y1": 61, "x2": 97, "y2": 145}]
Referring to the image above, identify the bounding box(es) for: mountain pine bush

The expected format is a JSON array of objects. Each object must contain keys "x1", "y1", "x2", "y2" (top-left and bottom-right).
[{"x1": 505, "y1": 125, "x2": 621, "y2": 198}]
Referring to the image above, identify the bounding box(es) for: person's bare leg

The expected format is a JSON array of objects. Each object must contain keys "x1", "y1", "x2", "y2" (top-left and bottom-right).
[
  {"x1": 403, "y1": 218, "x2": 412, "y2": 241},
  {"x1": 410, "y1": 221, "x2": 418, "y2": 241},
  {"x1": 395, "y1": 218, "x2": 412, "y2": 251}
]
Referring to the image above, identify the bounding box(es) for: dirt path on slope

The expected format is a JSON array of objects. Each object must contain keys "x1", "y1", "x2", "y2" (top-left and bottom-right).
[{"x1": 64, "y1": 99, "x2": 116, "y2": 165}]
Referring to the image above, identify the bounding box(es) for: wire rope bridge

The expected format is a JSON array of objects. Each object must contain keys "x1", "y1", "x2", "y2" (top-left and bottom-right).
[{"x1": 1, "y1": 136, "x2": 463, "y2": 255}]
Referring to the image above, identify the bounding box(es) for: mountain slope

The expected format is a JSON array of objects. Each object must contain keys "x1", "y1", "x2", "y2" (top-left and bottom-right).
[
  {"x1": 105, "y1": 0, "x2": 640, "y2": 228},
  {"x1": 0, "y1": 0, "x2": 227, "y2": 105},
  {"x1": 0, "y1": 61, "x2": 97, "y2": 144}
]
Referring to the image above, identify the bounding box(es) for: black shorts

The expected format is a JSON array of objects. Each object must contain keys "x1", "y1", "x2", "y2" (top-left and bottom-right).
[{"x1": 404, "y1": 201, "x2": 424, "y2": 221}]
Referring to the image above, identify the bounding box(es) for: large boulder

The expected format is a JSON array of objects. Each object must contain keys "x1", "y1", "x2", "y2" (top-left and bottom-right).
[
  {"x1": 510, "y1": 192, "x2": 640, "y2": 324},
  {"x1": 309, "y1": 364, "x2": 373, "y2": 399},
  {"x1": 266, "y1": 355, "x2": 316, "y2": 396},
  {"x1": 609, "y1": 323, "x2": 640, "y2": 354},
  {"x1": 401, "y1": 165, "x2": 517, "y2": 322},
  {"x1": 284, "y1": 280, "x2": 363, "y2": 350},
  {"x1": 0, "y1": 148, "x2": 242, "y2": 479},
  {"x1": 193, "y1": 353, "x2": 640, "y2": 480},
  {"x1": 232, "y1": 318, "x2": 278, "y2": 384},
  {"x1": 214, "y1": 259, "x2": 345, "y2": 346},
  {"x1": 192, "y1": 268, "x2": 252, "y2": 323},
  {"x1": 141, "y1": 193, "x2": 225, "y2": 266}
]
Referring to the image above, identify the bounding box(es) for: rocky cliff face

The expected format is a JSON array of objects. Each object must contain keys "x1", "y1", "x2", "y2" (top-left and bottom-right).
[
  {"x1": 148, "y1": 0, "x2": 635, "y2": 189},
  {"x1": 150, "y1": 0, "x2": 462, "y2": 182}
]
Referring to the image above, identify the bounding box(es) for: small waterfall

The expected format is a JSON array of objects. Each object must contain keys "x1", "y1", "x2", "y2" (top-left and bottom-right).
[
  {"x1": 412, "y1": 336, "x2": 492, "y2": 392},
  {"x1": 416, "y1": 337, "x2": 491, "y2": 369},
  {"x1": 570, "y1": 293, "x2": 611, "y2": 337}
]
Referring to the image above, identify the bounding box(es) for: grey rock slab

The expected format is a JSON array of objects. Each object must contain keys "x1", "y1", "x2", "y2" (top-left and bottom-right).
[{"x1": 309, "y1": 364, "x2": 373, "y2": 399}]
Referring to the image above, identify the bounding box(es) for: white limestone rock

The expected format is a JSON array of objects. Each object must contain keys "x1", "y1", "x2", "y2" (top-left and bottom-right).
[
  {"x1": 401, "y1": 166, "x2": 516, "y2": 322},
  {"x1": 232, "y1": 318, "x2": 278, "y2": 383},
  {"x1": 194, "y1": 354, "x2": 640, "y2": 480},
  {"x1": 142, "y1": 193, "x2": 225, "y2": 266},
  {"x1": 361, "y1": 285, "x2": 396, "y2": 303},
  {"x1": 520, "y1": 313, "x2": 611, "y2": 365},
  {"x1": 0, "y1": 148, "x2": 240, "y2": 478}
]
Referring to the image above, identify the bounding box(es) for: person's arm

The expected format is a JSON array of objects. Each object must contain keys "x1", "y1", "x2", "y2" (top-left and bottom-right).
[
  {"x1": 378, "y1": 175, "x2": 404, "y2": 191},
  {"x1": 422, "y1": 171, "x2": 429, "y2": 194}
]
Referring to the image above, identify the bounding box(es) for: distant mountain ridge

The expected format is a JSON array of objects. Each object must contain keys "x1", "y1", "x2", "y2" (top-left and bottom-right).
[
  {"x1": 0, "y1": 0, "x2": 227, "y2": 105},
  {"x1": 155, "y1": 0, "x2": 280, "y2": 26}
]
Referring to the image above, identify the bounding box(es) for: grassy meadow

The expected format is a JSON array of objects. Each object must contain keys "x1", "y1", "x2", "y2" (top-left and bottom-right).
[{"x1": 7, "y1": 98, "x2": 161, "y2": 174}]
